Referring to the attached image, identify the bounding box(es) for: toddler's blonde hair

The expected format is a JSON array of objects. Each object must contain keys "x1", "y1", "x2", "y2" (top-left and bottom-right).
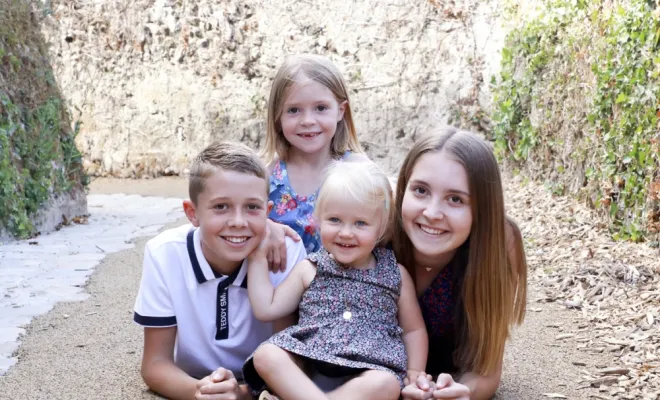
[{"x1": 315, "y1": 161, "x2": 395, "y2": 247}]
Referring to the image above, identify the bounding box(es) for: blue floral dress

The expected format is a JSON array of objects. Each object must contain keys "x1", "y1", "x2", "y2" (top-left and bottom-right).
[{"x1": 268, "y1": 153, "x2": 351, "y2": 253}]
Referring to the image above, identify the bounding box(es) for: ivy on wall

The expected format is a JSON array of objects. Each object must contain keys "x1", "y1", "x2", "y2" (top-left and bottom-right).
[
  {"x1": 491, "y1": 0, "x2": 660, "y2": 241},
  {"x1": 0, "y1": 1, "x2": 87, "y2": 239}
]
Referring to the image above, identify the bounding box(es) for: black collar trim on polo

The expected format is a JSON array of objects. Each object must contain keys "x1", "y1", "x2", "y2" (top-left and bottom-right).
[
  {"x1": 186, "y1": 228, "x2": 249, "y2": 286},
  {"x1": 187, "y1": 228, "x2": 208, "y2": 284}
]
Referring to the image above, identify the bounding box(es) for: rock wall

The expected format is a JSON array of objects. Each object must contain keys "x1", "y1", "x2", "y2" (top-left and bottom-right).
[
  {"x1": 0, "y1": 0, "x2": 87, "y2": 240},
  {"x1": 39, "y1": 0, "x2": 507, "y2": 176}
]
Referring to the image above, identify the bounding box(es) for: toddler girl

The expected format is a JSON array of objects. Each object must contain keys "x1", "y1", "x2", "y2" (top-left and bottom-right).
[{"x1": 244, "y1": 161, "x2": 428, "y2": 400}]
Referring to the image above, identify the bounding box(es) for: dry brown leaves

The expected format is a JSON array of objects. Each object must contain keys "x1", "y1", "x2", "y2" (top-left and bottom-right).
[{"x1": 504, "y1": 172, "x2": 660, "y2": 400}]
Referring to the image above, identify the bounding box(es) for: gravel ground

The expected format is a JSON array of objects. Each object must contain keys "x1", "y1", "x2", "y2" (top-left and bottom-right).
[{"x1": 0, "y1": 177, "x2": 611, "y2": 399}]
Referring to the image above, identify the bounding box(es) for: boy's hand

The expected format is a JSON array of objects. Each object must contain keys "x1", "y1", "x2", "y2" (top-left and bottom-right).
[
  {"x1": 195, "y1": 368, "x2": 242, "y2": 400},
  {"x1": 265, "y1": 207, "x2": 301, "y2": 272}
]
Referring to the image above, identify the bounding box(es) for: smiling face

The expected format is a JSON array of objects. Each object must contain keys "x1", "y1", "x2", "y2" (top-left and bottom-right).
[
  {"x1": 278, "y1": 73, "x2": 346, "y2": 158},
  {"x1": 319, "y1": 194, "x2": 383, "y2": 268},
  {"x1": 401, "y1": 150, "x2": 473, "y2": 265},
  {"x1": 184, "y1": 168, "x2": 268, "y2": 273}
]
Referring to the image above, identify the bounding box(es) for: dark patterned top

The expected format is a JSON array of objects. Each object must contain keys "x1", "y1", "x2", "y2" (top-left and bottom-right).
[
  {"x1": 418, "y1": 244, "x2": 469, "y2": 376},
  {"x1": 420, "y1": 265, "x2": 458, "y2": 375},
  {"x1": 243, "y1": 247, "x2": 407, "y2": 394}
]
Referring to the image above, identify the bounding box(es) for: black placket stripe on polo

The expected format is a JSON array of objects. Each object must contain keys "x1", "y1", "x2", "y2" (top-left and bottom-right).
[
  {"x1": 215, "y1": 267, "x2": 241, "y2": 340},
  {"x1": 186, "y1": 228, "x2": 246, "y2": 340}
]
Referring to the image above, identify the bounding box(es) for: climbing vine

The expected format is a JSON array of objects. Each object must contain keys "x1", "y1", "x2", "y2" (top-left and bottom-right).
[
  {"x1": 0, "y1": 0, "x2": 87, "y2": 239},
  {"x1": 491, "y1": 0, "x2": 660, "y2": 241}
]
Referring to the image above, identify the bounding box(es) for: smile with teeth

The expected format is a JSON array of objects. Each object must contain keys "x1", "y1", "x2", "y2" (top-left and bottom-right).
[
  {"x1": 418, "y1": 224, "x2": 446, "y2": 236},
  {"x1": 222, "y1": 236, "x2": 249, "y2": 244},
  {"x1": 298, "y1": 132, "x2": 321, "y2": 138},
  {"x1": 335, "y1": 243, "x2": 356, "y2": 248}
]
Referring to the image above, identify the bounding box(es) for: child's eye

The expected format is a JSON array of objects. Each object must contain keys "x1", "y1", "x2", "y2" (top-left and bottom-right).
[
  {"x1": 214, "y1": 203, "x2": 228, "y2": 210},
  {"x1": 287, "y1": 107, "x2": 299, "y2": 114},
  {"x1": 316, "y1": 105, "x2": 328, "y2": 112},
  {"x1": 328, "y1": 217, "x2": 340, "y2": 223},
  {"x1": 247, "y1": 204, "x2": 262, "y2": 211},
  {"x1": 355, "y1": 220, "x2": 367, "y2": 227}
]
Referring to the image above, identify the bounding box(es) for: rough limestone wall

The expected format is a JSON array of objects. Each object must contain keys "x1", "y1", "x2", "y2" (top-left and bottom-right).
[
  {"x1": 0, "y1": 0, "x2": 87, "y2": 240},
  {"x1": 39, "y1": 0, "x2": 506, "y2": 176}
]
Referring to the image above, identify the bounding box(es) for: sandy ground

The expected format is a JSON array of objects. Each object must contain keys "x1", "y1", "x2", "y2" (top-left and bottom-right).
[{"x1": 0, "y1": 177, "x2": 609, "y2": 399}]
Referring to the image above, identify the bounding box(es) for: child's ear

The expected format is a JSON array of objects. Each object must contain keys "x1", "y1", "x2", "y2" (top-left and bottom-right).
[
  {"x1": 183, "y1": 199, "x2": 200, "y2": 227},
  {"x1": 337, "y1": 100, "x2": 348, "y2": 122},
  {"x1": 267, "y1": 200, "x2": 274, "y2": 215}
]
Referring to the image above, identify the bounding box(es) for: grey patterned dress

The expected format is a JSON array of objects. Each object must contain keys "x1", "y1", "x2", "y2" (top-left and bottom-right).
[{"x1": 243, "y1": 247, "x2": 408, "y2": 393}]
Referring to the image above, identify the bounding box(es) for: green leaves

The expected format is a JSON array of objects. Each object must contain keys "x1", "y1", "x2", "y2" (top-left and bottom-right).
[{"x1": 491, "y1": 0, "x2": 660, "y2": 241}]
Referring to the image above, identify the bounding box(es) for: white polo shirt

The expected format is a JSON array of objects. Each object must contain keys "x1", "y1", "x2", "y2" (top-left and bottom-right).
[{"x1": 133, "y1": 224, "x2": 305, "y2": 379}]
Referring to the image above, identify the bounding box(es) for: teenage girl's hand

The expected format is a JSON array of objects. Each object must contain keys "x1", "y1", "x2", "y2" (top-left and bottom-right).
[
  {"x1": 265, "y1": 204, "x2": 301, "y2": 272},
  {"x1": 195, "y1": 368, "x2": 242, "y2": 400},
  {"x1": 432, "y1": 374, "x2": 470, "y2": 399}
]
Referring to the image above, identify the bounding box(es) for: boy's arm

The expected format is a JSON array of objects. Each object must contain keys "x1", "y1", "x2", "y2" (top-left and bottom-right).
[
  {"x1": 142, "y1": 328, "x2": 253, "y2": 400},
  {"x1": 397, "y1": 264, "x2": 429, "y2": 382},
  {"x1": 141, "y1": 327, "x2": 199, "y2": 399}
]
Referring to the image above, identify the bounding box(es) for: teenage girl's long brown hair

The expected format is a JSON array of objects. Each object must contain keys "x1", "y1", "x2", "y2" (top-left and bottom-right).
[{"x1": 393, "y1": 127, "x2": 527, "y2": 375}]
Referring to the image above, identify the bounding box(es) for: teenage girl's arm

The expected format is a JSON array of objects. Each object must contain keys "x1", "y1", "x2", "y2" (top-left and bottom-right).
[
  {"x1": 397, "y1": 264, "x2": 429, "y2": 383},
  {"x1": 401, "y1": 357, "x2": 499, "y2": 400},
  {"x1": 141, "y1": 327, "x2": 252, "y2": 400},
  {"x1": 247, "y1": 253, "x2": 315, "y2": 322}
]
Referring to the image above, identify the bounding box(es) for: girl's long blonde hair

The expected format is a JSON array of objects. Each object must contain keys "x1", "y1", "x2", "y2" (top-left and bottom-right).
[
  {"x1": 393, "y1": 127, "x2": 527, "y2": 375},
  {"x1": 261, "y1": 54, "x2": 363, "y2": 166}
]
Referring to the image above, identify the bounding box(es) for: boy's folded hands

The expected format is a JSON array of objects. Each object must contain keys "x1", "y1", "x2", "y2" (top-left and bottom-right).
[{"x1": 195, "y1": 367, "x2": 242, "y2": 400}]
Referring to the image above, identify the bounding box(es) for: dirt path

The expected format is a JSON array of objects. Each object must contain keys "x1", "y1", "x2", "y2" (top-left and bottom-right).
[{"x1": 0, "y1": 176, "x2": 645, "y2": 399}]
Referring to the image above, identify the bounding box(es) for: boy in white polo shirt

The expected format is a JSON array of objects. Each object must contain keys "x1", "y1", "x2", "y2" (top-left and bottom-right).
[{"x1": 133, "y1": 142, "x2": 305, "y2": 400}]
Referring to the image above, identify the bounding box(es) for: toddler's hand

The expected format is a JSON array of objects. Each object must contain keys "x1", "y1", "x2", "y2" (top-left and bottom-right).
[
  {"x1": 248, "y1": 226, "x2": 271, "y2": 265},
  {"x1": 265, "y1": 215, "x2": 301, "y2": 272}
]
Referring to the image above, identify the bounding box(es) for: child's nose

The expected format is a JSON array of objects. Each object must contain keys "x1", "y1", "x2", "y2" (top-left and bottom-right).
[
  {"x1": 300, "y1": 110, "x2": 314, "y2": 125},
  {"x1": 229, "y1": 210, "x2": 248, "y2": 227},
  {"x1": 338, "y1": 226, "x2": 353, "y2": 237}
]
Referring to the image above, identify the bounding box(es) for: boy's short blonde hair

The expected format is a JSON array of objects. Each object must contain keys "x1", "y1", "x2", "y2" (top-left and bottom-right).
[
  {"x1": 188, "y1": 142, "x2": 267, "y2": 204},
  {"x1": 315, "y1": 161, "x2": 395, "y2": 246}
]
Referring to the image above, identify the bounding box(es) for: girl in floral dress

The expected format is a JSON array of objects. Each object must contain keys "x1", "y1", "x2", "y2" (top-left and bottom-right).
[
  {"x1": 243, "y1": 162, "x2": 429, "y2": 400},
  {"x1": 260, "y1": 54, "x2": 371, "y2": 266}
]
